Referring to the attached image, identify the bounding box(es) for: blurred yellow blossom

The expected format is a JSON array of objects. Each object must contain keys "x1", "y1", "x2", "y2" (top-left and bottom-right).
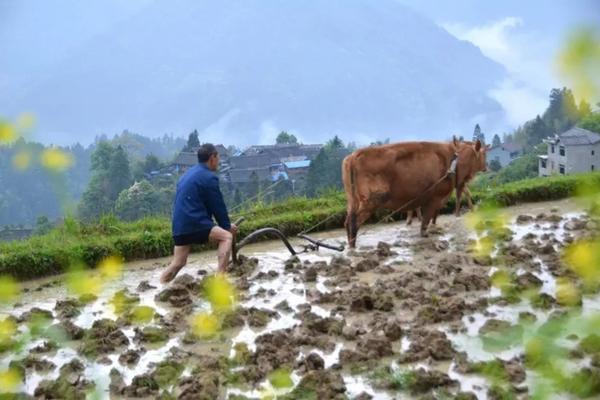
[
  {"x1": 15, "y1": 113, "x2": 36, "y2": 131},
  {"x1": 40, "y1": 147, "x2": 74, "y2": 172},
  {"x1": 0, "y1": 121, "x2": 17, "y2": 144},
  {"x1": 267, "y1": 368, "x2": 294, "y2": 389},
  {"x1": 556, "y1": 278, "x2": 581, "y2": 307},
  {"x1": 98, "y1": 256, "x2": 123, "y2": 280},
  {"x1": 12, "y1": 150, "x2": 32, "y2": 171},
  {"x1": 0, "y1": 368, "x2": 21, "y2": 392},
  {"x1": 130, "y1": 306, "x2": 155, "y2": 324},
  {"x1": 66, "y1": 266, "x2": 102, "y2": 297},
  {"x1": 0, "y1": 318, "x2": 17, "y2": 342},
  {"x1": 564, "y1": 240, "x2": 600, "y2": 285},
  {"x1": 0, "y1": 276, "x2": 20, "y2": 304},
  {"x1": 190, "y1": 312, "x2": 220, "y2": 339},
  {"x1": 556, "y1": 27, "x2": 600, "y2": 101},
  {"x1": 203, "y1": 273, "x2": 236, "y2": 312}
]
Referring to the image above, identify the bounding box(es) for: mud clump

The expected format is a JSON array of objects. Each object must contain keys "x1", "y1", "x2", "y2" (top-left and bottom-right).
[
  {"x1": 30, "y1": 340, "x2": 58, "y2": 354},
  {"x1": 80, "y1": 318, "x2": 129, "y2": 357},
  {"x1": 407, "y1": 368, "x2": 457, "y2": 394},
  {"x1": 284, "y1": 369, "x2": 346, "y2": 399},
  {"x1": 13, "y1": 355, "x2": 56, "y2": 373},
  {"x1": 137, "y1": 280, "x2": 156, "y2": 292},
  {"x1": 452, "y1": 272, "x2": 490, "y2": 292},
  {"x1": 156, "y1": 284, "x2": 193, "y2": 307},
  {"x1": 121, "y1": 374, "x2": 160, "y2": 398},
  {"x1": 243, "y1": 330, "x2": 299, "y2": 383},
  {"x1": 357, "y1": 334, "x2": 393, "y2": 358},
  {"x1": 516, "y1": 215, "x2": 534, "y2": 224},
  {"x1": 231, "y1": 255, "x2": 259, "y2": 277},
  {"x1": 46, "y1": 319, "x2": 85, "y2": 340},
  {"x1": 302, "y1": 352, "x2": 325, "y2": 371},
  {"x1": 300, "y1": 312, "x2": 345, "y2": 335},
  {"x1": 304, "y1": 267, "x2": 318, "y2": 282},
  {"x1": 134, "y1": 326, "x2": 169, "y2": 343},
  {"x1": 415, "y1": 297, "x2": 470, "y2": 325},
  {"x1": 176, "y1": 373, "x2": 221, "y2": 400},
  {"x1": 34, "y1": 358, "x2": 93, "y2": 399},
  {"x1": 119, "y1": 349, "x2": 142, "y2": 366},
  {"x1": 54, "y1": 298, "x2": 83, "y2": 319},
  {"x1": 19, "y1": 307, "x2": 53, "y2": 323},
  {"x1": 344, "y1": 284, "x2": 394, "y2": 312},
  {"x1": 399, "y1": 330, "x2": 455, "y2": 362},
  {"x1": 244, "y1": 307, "x2": 279, "y2": 328}
]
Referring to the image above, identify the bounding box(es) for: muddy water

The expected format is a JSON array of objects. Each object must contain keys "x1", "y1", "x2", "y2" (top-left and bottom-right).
[{"x1": 1, "y1": 198, "x2": 598, "y2": 399}]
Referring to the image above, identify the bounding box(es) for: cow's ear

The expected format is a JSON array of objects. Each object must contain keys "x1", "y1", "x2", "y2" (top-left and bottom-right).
[
  {"x1": 475, "y1": 139, "x2": 482, "y2": 151},
  {"x1": 453, "y1": 136, "x2": 458, "y2": 147}
]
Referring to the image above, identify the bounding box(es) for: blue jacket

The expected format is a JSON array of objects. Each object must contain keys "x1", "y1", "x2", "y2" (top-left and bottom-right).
[{"x1": 172, "y1": 163, "x2": 231, "y2": 236}]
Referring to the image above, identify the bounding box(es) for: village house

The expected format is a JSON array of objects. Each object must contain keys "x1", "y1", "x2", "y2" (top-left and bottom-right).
[
  {"x1": 539, "y1": 126, "x2": 600, "y2": 176},
  {"x1": 487, "y1": 142, "x2": 523, "y2": 168}
]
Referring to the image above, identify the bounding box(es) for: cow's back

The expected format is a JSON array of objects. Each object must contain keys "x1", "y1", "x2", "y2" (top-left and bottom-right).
[{"x1": 350, "y1": 141, "x2": 455, "y2": 210}]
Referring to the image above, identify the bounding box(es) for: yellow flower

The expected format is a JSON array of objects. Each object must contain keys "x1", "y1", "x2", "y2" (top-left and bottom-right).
[
  {"x1": 40, "y1": 147, "x2": 74, "y2": 172},
  {"x1": 98, "y1": 256, "x2": 123, "y2": 280},
  {"x1": 130, "y1": 306, "x2": 155, "y2": 324},
  {"x1": 0, "y1": 276, "x2": 20, "y2": 303},
  {"x1": 0, "y1": 368, "x2": 22, "y2": 392},
  {"x1": 16, "y1": 113, "x2": 36, "y2": 131},
  {"x1": 189, "y1": 312, "x2": 220, "y2": 338},
  {"x1": 268, "y1": 368, "x2": 294, "y2": 389},
  {"x1": 12, "y1": 150, "x2": 32, "y2": 171},
  {"x1": 66, "y1": 266, "x2": 102, "y2": 297},
  {"x1": 556, "y1": 278, "x2": 581, "y2": 307},
  {"x1": 0, "y1": 121, "x2": 17, "y2": 144},
  {"x1": 564, "y1": 240, "x2": 600, "y2": 284},
  {"x1": 0, "y1": 318, "x2": 17, "y2": 342},
  {"x1": 203, "y1": 273, "x2": 236, "y2": 312}
]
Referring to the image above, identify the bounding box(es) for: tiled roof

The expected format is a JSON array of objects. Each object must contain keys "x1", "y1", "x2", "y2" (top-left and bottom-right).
[{"x1": 558, "y1": 127, "x2": 600, "y2": 146}]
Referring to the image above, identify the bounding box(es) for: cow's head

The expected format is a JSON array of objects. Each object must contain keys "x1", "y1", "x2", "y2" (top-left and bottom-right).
[{"x1": 473, "y1": 140, "x2": 490, "y2": 172}]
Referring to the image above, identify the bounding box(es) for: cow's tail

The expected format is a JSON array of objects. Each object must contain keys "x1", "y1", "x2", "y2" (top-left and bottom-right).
[{"x1": 342, "y1": 154, "x2": 358, "y2": 248}]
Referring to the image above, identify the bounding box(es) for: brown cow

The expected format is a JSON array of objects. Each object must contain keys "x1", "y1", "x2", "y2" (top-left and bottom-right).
[
  {"x1": 342, "y1": 139, "x2": 483, "y2": 247},
  {"x1": 405, "y1": 140, "x2": 489, "y2": 224}
]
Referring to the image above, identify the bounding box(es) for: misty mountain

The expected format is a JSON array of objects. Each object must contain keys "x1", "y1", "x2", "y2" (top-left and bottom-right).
[{"x1": 2, "y1": 0, "x2": 507, "y2": 145}]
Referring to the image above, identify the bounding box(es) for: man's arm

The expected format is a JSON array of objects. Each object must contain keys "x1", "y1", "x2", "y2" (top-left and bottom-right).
[{"x1": 205, "y1": 175, "x2": 231, "y2": 230}]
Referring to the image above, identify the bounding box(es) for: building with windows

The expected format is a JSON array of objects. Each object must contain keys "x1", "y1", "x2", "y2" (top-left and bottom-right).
[
  {"x1": 487, "y1": 142, "x2": 523, "y2": 168},
  {"x1": 539, "y1": 127, "x2": 600, "y2": 176}
]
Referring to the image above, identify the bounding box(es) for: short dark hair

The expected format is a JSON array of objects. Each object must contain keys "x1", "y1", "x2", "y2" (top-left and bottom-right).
[{"x1": 197, "y1": 143, "x2": 218, "y2": 163}]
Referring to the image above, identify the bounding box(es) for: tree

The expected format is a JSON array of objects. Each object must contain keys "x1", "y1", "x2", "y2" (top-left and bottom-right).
[
  {"x1": 275, "y1": 131, "x2": 298, "y2": 145},
  {"x1": 108, "y1": 145, "x2": 132, "y2": 200},
  {"x1": 305, "y1": 135, "x2": 351, "y2": 196},
  {"x1": 543, "y1": 87, "x2": 579, "y2": 133},
  {"x1": 133, "y1": 153, "x2": 163, "y2": 180},
  {"x1": 579, "y1": 112, "x2": 600, "y2": 134},
  {"x1": 183, "y1": 130, "x2": 200, "y2": 151},
  {"x1": 78, "y1": 142, "x2": 132, "y2": 221},
  {"x1": 579, "y1": 99, "x2": 593, "y2": 118},
  {"x1": 472, "y1": 124, "x2": 485, "y2": 144},
  {"x1": 488, "y1": 159, "x2": 502, "y2": 172},
  {"x1": 492, "y1": 134, "x2": 501, "y2": 147},
  {"x1": 34, "y1": 216, "x2": 53, "y2": 235},
  {"x1": 115, "y1": 180, "x2": 162, "y2": 221}
]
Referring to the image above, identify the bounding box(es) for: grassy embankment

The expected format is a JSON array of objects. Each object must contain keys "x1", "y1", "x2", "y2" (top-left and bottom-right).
[{"x1": 2, "y1": 172, "x2": 600, "y2": 280}]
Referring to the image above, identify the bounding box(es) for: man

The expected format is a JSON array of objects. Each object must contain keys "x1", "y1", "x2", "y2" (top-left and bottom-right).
[{"x1": 161, "y1": 143, "x2": 237, "y2": 283}]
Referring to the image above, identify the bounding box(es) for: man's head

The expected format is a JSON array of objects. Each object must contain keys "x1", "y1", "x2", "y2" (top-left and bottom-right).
[{"x1": 197, "y1": 143, "x2": 220, "y2": 171}]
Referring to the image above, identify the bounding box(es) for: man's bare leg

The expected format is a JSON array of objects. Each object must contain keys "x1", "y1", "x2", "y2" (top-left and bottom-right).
[
  {"x1": 161, "y1": 245, "x2": 191, "y2": 283},
  {"x1": 209, "y1": 226, "x2": 233, "y2": 273}
]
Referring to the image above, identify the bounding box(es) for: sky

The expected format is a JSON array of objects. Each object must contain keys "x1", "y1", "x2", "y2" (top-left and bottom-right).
[
  {"x1": 397, "y1": 0, "x2": 600, "y2": 127},
  {"x1": 0, "y1": 0, "x2": 598, "y2": 146}
]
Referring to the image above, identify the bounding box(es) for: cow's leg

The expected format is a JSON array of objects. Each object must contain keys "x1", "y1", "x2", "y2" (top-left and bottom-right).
[
  {"x1": 432, "y1": 209, "x2": 439, "y2": 225},
  {"x1": 345, "y1": 208, "x2": 359, "y2": 249},
  {"x1": 406, "y1": 210, "x2": 413, "y2": 225},
  {"x1": 417, "y1": 207, "x2": 422, "y2": 221},
  {"x1": 455, "y1": 184, "x2": 465, "y2": 217},
  {"x1": 420, "y1": 202, "x2": 438, "y2": 237},
  {"x1": 464, "y1": 186, "x2": 474, "y2": 210}
]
